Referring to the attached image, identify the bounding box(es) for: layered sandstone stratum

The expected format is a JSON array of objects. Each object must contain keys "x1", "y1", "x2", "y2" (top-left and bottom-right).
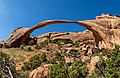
[{"x1": 6, "y1": 14, "x2": 120, "y2": 49}]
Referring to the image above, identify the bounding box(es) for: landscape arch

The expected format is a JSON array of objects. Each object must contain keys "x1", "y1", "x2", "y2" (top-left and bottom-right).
[{"x1": 7, "y1": 14, "x2": 119, "y2": 49}]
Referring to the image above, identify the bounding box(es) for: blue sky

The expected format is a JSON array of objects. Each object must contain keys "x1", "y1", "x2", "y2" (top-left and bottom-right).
[{"x1": 0, "y1": 0, "x2": 120, "y2": 40}]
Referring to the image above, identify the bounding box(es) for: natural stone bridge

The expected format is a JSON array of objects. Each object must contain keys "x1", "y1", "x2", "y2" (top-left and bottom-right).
[{"x1": 6, "y1": 14, "x2": 120, "y2": 49}]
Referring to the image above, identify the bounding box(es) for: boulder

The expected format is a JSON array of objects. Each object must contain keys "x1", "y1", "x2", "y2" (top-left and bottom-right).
[
  {"x1": 29, "y1": 64, "x2": 51, "y2": 78},
  {"x1": 87, "y1": 56, "x2": 99, "y2": 74}
]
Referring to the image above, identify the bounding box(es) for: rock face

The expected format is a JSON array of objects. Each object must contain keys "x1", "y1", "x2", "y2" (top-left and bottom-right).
[
  {"x1": 6, "y1": 14, "x2": 120, "y2": 49},
  {"x1": 6, "y1": 28, "x2": 30, "y2": 47},
  {"x1": 29, "y1": 64, "x2": 50, "y2": 78},
  {"x1": 87, "y1": 56, "x2": 99, "y2": 75},
  {"x1": 81, "y1": 14, "x2": 120, "y2": 49},
  {"x1": 37, "y1": 30, "x2": 94, "y2": 44}
]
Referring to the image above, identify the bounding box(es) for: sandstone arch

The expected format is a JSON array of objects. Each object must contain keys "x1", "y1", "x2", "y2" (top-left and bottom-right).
[{"x1": 6, "y1": 14, "x2": 120, "y2": 49}]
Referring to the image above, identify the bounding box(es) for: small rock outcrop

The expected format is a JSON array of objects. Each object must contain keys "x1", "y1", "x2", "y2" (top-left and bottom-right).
[
  {"x1": 29, "y1": 64, "x2": 50, "y2": 78},
  {"x1": 87, "y1": 56, "x2": 99, "y2": 75},
  {"x1": 6, "y1": 14, "x2": 120, "y2": 49}
]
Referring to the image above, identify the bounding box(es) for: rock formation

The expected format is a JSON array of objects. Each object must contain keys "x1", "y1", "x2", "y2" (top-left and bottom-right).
[
  {"x1": 37, "y1": 30, "x2": 94, "y2": 44},
  {"x1": 29, "y1": 64, "x2": 50, "y2": 78},
  {"x1": 87, "y1": 56, "x2": 99, "y2": 75},
  {"x1": 6, "y1": 14, "x2": 120, "y2": 49}
]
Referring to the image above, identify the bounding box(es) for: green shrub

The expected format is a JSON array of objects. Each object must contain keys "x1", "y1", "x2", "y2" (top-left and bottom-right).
[
  {"x1": 52, "y1": 39, "x2": 73, "y2": 45},
  {"x1": 101, "y1": 48, "x2": 110, "y2": 56},
  {"x1": 24, "y1": 46, "x2": 32, "y2": 51},
  {"x1": 20, "y1": 45, "x2": 24, "y2": 49},
  {"x1": 34, "y1": 44, "x2": 40, "y2": 49},
  {"x1": 88, "y1": 42, "x2": 95, "y2": 45},
  {"x1": 28, "y1": 39, "x2": 35, "y2": 45},
  {"x1": 54, "y1": 51, "x2": 65, "y2": 62},
  {"x1": 23, "y1": 53, "x2": 48, "y2": 71},
  {"x1": 66, "y1": 50, "x2": 80, "y2": 57},
  {"x1": 92, "y1": 48, "x2": 120, "y2": 78},
  {"x1": 68, "y1": 60, "x2": 88, "y2": 78},
  {"x1": 39, "y1": 40, "x2": 49, "y2": 47},
  {"x1": 74, "y1": 42, "x2": 80, "y2": 48},
  {"x1": 115, "y1": 44, "x2": 120, "y2": 50},
  {"x1": 28, "y1": 47, "x2": 32, "y2": 51},
  {"x1": 55, "y1": 51, "x2": 61, "y2": 57},
  {"x1": 46, "y1": 46, "x2": 50, "y2": 51},
  {"x1": 49, "y1": 64, "x2": 69, "y2": 78},
  {"x1": 66, "y1": 32, "x2": 70, "y2": 35},
  {"x1": 48, "y1": 58, "x2": 56, "y2": 64},
  {"x1": 92, "y1": 48, "x2": 100, "y2": 56},
  {"x1": 49, "y1": 60, "x2": 89, "y2": 78},
  {"x1": 22, "y1": 54, "x2": 41, "y2": 71},
  {"x1": 0, "y1": 44, "x2": 3, "y2": 48},
  {"x1": 40, "y1": 52, "x2": 47, "y2": 62}
]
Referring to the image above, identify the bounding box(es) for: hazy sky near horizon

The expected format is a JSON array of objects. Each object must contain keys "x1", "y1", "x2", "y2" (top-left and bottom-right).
[{"x1": 0, "y1": 0, "x2": 120, "y2": 40}]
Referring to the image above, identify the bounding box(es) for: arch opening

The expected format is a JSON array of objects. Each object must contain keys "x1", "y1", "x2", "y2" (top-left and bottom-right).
[{"x1": 30, "y1": 23, "x2": 87, "y2": 37}]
